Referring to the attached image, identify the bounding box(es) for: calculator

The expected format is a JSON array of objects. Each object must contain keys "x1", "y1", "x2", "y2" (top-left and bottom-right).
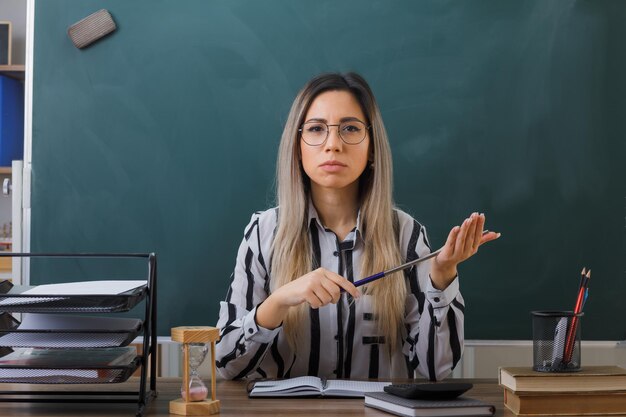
[{"x1": 383, "y1": 382, "x2": 473, "y2": 400}]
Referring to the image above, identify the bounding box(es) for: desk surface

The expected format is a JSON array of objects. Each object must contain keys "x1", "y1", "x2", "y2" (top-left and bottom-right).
[{"x1": 0, "y1": 378, "x2": 514, "y2": 416}]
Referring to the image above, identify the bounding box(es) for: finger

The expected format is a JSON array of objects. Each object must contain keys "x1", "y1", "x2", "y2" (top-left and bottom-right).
[
  {"x1": 454, "y1": 218, "x2": 470, "y2": 256},
  {"x1": 472, "y1": 213, "x2": 486, "y2": 252},
  {"x1": 324, "y1": 270, "x2": 360, "y2": 299},
  {"x1": 439, "y1": 225, "x2": 460, "y2": 260},
  {"x1": 310, "y1": 272, "x2": 337, "y2": 305},
  {"x1": 445, "y1": 225, "x2": 460, "y2": 248},
  {"x1": 463, "y1": 213, "x2": 478, "y2": 254},
  {"x1": 480, "y1": 231, "x2": 501, "y2": 245},
  {"x1": 320, "y1": 275, "x2": 342, "y2": 304},
  {"x1": 313, "y1": 287, "x2": 333, "y2": 306},
  {"x1": 306, "y1": 293, "x2": 323, "y2": 309}
]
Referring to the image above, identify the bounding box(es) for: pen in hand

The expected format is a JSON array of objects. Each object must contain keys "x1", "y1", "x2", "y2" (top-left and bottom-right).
[
  {"x1": 353, "y1": 230, "x2": 491, "y2": 288},
  {"x1": 346, "y1": 230, "x2": 491, "y2": 307}
]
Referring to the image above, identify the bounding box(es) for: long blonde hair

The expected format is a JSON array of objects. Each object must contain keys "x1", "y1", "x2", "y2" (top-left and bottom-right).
[{"x1": 271, "y1": 73, "x2": 406, "y2": 352}]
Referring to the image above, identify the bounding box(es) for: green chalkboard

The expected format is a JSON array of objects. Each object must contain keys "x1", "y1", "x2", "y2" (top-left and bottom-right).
[{"x1": 32, "y1": 0, "x2": 626, "y2": 340}]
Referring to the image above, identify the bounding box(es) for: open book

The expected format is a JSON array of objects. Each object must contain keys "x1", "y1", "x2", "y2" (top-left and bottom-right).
[{"x1": 249, "y1": 376, "x2": 391, "y2": 398}]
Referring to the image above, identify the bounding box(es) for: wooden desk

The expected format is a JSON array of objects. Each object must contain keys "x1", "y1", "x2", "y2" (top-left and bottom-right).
[{"x1": 0, "y1": 378, "x2": 514, "y2": 416}]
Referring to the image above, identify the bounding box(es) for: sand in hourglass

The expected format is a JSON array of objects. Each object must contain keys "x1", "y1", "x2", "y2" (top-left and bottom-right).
[{"x1": 181, "y1": 343, "x2": 209, "y2": 401}]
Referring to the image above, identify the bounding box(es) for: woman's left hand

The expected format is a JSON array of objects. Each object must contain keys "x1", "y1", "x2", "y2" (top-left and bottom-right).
[{"x1": 430, "y1": 212, "x2": 500, "y2": 290}]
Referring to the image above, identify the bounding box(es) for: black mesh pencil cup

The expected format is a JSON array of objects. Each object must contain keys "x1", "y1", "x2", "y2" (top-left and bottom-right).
[{"x1": 532, "y1": 311, "x2": 583, "y2": 372}]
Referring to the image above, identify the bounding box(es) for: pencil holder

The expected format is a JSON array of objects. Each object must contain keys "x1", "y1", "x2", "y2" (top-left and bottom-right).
[{"x1": 532, "y1": 311, "x2": 583, "y2": 372}]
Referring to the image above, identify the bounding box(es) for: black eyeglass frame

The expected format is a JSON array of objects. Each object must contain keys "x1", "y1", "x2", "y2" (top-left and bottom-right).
[{"x1": 298, "y1": 120, "x2": 371, "y2": 146}]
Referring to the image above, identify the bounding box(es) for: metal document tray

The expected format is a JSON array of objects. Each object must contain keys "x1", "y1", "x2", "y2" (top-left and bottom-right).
[
  {"x1": 0, "y1": 284, "x2": 148, "y2": 313},
  {"x1": 0, "y1": 357, "x2": 141, "y2": 384},
  {"x1": 0, "y1": 314, "x2": 143, "y2": 348}
]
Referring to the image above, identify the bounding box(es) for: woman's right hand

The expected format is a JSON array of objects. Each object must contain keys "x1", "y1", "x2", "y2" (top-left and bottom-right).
[
  {"x1": 256, "y1": 267, "x2": 360, "y2": 329},
  {"x1": 274, "y1": 267, "x2": 360, "y2": 308}
]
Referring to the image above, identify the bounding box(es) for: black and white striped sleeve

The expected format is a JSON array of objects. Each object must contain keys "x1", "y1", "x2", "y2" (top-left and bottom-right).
[
  {"x1": 215, "y1": 212, "x2": 279, "y2": 379},
  {"x1": 400, "y1": 215, "x2": 465, "y2": 381}
]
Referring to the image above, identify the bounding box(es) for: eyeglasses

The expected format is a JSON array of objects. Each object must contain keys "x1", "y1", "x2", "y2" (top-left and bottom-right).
[{"x1": 299, "y1": 120, "x2": 370, "y2": 146}]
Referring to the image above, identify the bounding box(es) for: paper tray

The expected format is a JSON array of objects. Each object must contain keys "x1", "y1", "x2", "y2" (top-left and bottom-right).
[
  {"x1": 0, "y1": 357, "x2": 141, "y2": 384},
  {"x1": 0, "y1": 285, "x2": 148, "y2": 313},
  {"x1": 0, "y1": 314, "x2": 143, "y2": 348}
]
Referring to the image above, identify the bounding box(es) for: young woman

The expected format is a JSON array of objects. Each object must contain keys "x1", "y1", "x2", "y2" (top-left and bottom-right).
[{"x1": 215, "y1": 73, "x2": 499, "y2": 381}]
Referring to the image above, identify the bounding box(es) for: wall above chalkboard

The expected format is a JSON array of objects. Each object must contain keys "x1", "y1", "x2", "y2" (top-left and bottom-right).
[{"x1": 30, "y1": 0, "x2": 626, "y2": 340}]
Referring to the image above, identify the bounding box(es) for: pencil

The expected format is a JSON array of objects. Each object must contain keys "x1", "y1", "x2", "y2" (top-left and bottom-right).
[
  {"x1": 352, "y1": 230, "x2": 492, "y2": 288},
  {"x1": 563, "y1": 268, "x2": 591, "y2": 364},
  {"x1": 577, "y1": 267, "x2": 586, "y2": 293}
]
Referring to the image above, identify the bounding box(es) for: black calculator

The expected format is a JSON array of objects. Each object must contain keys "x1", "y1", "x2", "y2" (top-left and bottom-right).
[{"x1": 384, "y1": 382, "x2": 473, "y2": 400}]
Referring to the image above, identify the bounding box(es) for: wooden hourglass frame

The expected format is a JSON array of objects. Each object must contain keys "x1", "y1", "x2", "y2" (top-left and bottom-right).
[{"x1": 169, "y1": 326, "x2": 220, "y2": 415}]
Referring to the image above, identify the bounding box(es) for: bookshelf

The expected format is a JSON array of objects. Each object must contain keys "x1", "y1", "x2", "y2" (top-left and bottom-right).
[
  {"x1": 0, "y1": 65, "x2": 24, "y2": 81},
  {"x1": 0, "y1": 62, "x2": 23, "y2": 281}
]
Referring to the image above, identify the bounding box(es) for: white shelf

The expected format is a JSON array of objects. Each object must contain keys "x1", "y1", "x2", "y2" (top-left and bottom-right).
[{"x1": 0, "y1": 65, "x2": 25, "y2": 81}]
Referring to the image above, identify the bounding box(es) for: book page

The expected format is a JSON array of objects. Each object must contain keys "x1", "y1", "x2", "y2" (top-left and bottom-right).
[
  {"x1": 250, "y1": 376, "x2": 323, "y2": 396},
  {"x1": 324, "y1": 379, "x2": 391, "y2": 397}
]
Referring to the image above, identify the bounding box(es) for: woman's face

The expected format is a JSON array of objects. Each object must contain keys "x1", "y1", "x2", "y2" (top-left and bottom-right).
[{"x1": 299, "y1": 90, "x2": 370, "y2": 194}]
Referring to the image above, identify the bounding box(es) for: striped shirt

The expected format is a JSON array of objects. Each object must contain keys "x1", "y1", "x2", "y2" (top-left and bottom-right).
[{"x1": 215, "y1": 203, "x2": 465, "y2": 381}]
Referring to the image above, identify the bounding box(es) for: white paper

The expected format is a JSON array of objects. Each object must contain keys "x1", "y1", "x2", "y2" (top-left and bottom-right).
[
  {"x1": 17, "y1": 313, "x2": 142, "y2": 330},
  {"x1": 324, "y1": 379, "x2": 391, "y2": 396},
  {"x1": 252, "y1": 376, "x2": 323, "y2": 392},
  {"x1": 0, "y1": 280, "x2": 147, "y2": 307},
  {"x1": 250, "y1": 377, "x2": 391, "y2": 397},
  {"x1": 20, "y1": 280, "x2": 147, "y2": 295}
]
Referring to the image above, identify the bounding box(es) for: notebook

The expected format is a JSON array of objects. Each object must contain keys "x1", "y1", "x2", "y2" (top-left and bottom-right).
[
  {"x1": 249, "y1": 376, "x2": 391, "y2": 397},
  {"x1": 364, "y1": 391, "x2": 495, "y2": 417}
]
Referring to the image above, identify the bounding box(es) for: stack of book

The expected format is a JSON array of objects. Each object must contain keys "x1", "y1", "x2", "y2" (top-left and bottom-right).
[{"x1": 499, "y1": 365, "x2": 626, "y2": 416}]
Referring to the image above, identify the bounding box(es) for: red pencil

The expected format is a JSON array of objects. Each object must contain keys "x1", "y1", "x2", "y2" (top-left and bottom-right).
[{"x1": 563, "y1": 268, "x2": 591, "y2": 364}]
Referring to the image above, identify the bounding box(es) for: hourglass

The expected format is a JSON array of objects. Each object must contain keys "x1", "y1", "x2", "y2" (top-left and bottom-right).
[{"x1": 169, "y1": 326, "x2": 220, "y2": 415}]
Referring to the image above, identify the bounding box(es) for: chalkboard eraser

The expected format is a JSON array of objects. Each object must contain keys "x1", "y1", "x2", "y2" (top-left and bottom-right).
[{"x1": 67, "y1": 9, "x2": 116, "y2": 49}]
